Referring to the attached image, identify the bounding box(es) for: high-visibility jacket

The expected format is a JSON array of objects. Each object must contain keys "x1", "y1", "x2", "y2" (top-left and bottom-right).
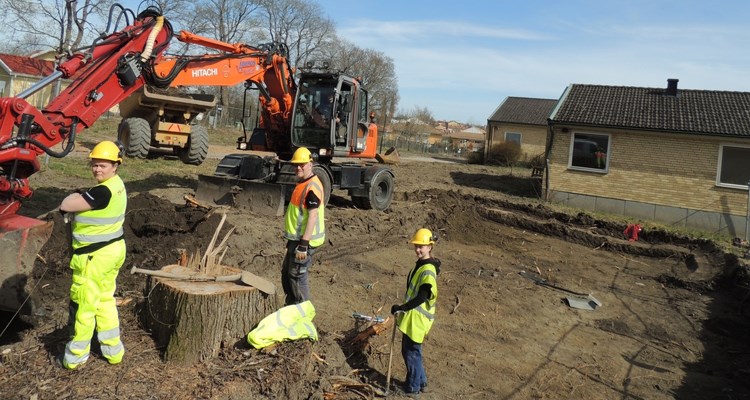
[
  {"x1": 71, "y1": 175, "x2": 126, "y2": 251},
  {"x1": 284, "y1": 175, "x2": 325, "y2": 247},
  {"x1": 247, "y1": 300, "x2": 318, "y2": 349},
  {"x1": 397, "y1": 262, "x2": 438, "y2": 344}
]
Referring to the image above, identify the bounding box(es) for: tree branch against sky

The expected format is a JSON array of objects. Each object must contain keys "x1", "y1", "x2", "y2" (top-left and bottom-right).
[{"x1": 253, "y1": 0, "x2": 335, "y2": 68}]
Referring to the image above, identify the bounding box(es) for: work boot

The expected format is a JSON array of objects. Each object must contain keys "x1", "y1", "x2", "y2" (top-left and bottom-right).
[
  {"x1": 404, "y1": 392, "x2": 420, "y2": 399},
  {"x1": 420, "y1": 384, "x2": 431, "y2": 393}
]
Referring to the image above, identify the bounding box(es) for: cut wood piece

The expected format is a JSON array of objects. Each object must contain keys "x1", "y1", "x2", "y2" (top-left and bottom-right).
[{"x1": 144, "y1": 264, "x2": 278, "y2": 363}]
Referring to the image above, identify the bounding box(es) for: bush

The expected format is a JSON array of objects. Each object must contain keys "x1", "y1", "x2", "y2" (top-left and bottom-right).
[
  {"x1": 467, "y1": 151, "x2": 483, "y2": 164},
  {"x1": 486, "y1": 142, "x2": 521, "y2": 166}
]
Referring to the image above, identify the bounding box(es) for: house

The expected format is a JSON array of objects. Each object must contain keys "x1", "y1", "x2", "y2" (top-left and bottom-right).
[
  {"x1": 0, "y1": 53, "x2": 59, "y2": 108},
  {"x1": 546, "y1": 78, "x2": 750, "y2": 237},
  {"x1": 446, "y1": 127, "x2": 485, "y2": 153},
  {"x1": 486, "y1": 96, "x2": 557, "y2": 162}
]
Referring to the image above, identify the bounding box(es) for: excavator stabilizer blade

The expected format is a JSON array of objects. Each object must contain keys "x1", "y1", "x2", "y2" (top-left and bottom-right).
[
  {"x1": 196, "y1": 174, "x2": 285, "y2": 216},
  {"x1": 0, "y1": 215, "x2": 54, "y2": 314}
]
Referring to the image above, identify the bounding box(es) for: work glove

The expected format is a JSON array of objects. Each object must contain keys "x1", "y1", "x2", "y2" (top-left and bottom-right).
[
  {"x1": 390, "y1": 304, "x2": 402, "y2": 315},
  {"x1": 295, "y1": 245, "x2": 308, "y2": 261}
]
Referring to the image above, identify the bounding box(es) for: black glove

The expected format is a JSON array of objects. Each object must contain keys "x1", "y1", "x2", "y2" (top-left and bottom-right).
[{"x1": 390, "y1": 304, "x2": 402, "y2": 315}]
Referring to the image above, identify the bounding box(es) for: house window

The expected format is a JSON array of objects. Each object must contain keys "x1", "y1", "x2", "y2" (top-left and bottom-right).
[
  {"x1": 717, "y1": 144, "x2": 750, "y2": 188},
  {"x1": 569, "y1": 133, "x2": 609, "y2": 171},
  {"x1": 505, "y1": 132, "x2": 521, "y2": 145}
]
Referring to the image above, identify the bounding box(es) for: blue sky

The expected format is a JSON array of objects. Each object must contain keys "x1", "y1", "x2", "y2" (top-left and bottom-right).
[
  {"x1": 122, "y1": 0, "x2": 750, "y2": 124},
  {"x1": 318, "y1": 0, "x2": 750, "y2": 124}
]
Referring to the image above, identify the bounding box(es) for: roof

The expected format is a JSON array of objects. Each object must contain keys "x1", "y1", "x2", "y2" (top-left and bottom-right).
[
  {"x1": 447, "y1": 131, "x2": 485, "y2": 140},
  {"x1": 488, "y1": 97, "x2": 558, "y2": 125},
  {"x1": 550, "y1": 83, "x2": 750, "y2": 137},
  {"x1": 0, "y1": 53, "x2": 55, "y2": 76},
  {"x1": 460, "y1": 126, "x2": 485, "y2": 134}
]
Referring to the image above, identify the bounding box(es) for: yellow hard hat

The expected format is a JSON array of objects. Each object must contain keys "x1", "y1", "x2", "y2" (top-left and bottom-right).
[
  {"x1": 290, "y1": 147, "x2": 312, "y2": 164},
  {"x1": 410, "y1": 228, "x2": 436, "y2": 245},
  {"x1": 89, "y1": 140, "x2": 122, "y2": 163}
]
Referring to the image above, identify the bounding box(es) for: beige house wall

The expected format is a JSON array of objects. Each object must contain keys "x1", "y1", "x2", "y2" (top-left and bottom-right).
[
  {"x1": 546, "y1": 126, "x2": 750, "y2": 235},
  {"x1": 0, "y1": 73, "x2": 57, "y2": 109},
  {"x1": 487, "y1": 122, "x2": 547, "y2": 161}
]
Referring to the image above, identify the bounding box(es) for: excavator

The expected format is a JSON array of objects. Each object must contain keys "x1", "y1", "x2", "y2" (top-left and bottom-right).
[{"x1": 0, "y1": 7, "x2": 394, "y2": 314}]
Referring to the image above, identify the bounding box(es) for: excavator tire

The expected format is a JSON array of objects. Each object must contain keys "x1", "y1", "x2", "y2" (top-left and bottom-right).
[
  {"x1": 179, "y1": 125, "x2": 209, "y2": 165},
  {"x1": 312, "y1": 165, "x2": 332, "y2": 205},
  {"x1": 118, "y1": 117, "x2": 151, "y2": 159},
  {"x1": 352, "y1": 169, "x2": 394, "y2": 211}
]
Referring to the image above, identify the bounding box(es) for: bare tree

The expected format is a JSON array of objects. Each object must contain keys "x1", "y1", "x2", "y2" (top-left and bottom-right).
[
  {"x1": 323, "y1": 37, "x2": 399, "y2": 131},
  {"x1": 0, "y1": 0, "x2": 113, "y2": 54},
  {"x1": 253, "y1": 0, "x2": 335, "y2": 68}
]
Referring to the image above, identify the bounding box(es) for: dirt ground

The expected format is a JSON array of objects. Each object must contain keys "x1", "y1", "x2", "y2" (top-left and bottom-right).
[{"x1": 2, "y1": 151, "x2": 750, "y2": 400}]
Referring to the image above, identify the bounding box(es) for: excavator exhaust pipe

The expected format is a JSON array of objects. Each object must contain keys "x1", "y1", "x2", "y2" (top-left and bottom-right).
[{"x1": 0, "y1": 215, "x2": 54, "y2": 314}]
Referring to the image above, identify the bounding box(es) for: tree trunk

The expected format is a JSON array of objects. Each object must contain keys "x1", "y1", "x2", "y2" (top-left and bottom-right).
[{"x1": 144, "y1": 265, "x2": 278, "y2": 364}]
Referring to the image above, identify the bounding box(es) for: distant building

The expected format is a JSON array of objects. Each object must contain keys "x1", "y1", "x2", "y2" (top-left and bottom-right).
[{"x1": 0, "y1": 53, "x2": 60, "y2": 108}]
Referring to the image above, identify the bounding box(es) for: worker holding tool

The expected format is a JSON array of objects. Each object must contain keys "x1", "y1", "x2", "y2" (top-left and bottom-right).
[
  {"x1": 391, "y1": 228, "x2": 441, "y2": 397},
  {"x1": 59, "y1": 140, "x2": 127, "y2": 369},
  {"x1": 282, "y1": 147, "x2": 325, "y2": 305}
]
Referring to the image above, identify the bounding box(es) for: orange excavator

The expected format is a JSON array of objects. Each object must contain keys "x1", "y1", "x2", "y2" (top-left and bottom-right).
[{"x1": 0, "y1": 7, "x2": 394, "y2": 314}]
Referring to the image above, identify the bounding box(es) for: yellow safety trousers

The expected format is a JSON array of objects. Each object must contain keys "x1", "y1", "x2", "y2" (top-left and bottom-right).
[{"x1": 63, "y1": 240, "x2": 126, "y2": 369}]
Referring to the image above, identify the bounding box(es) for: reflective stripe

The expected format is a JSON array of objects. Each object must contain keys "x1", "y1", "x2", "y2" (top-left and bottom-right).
[
  {"x1": 405, "y1": 270, "x2": 437, "y2": 301},
  {"x1": 414, "y1": 304, "x2": 435, "y2": 320},
  {"x1": 97, "y1": 326, "x2": 121, "y2": 341},
  {"x1": 72, "y1": 227, "x2": 124, "y2": 243},
  {"x1": 100, "y1": 341, "x2": 124, "y2": 357},
  {"x1": 67, "y1": 339, "x2": 90, "y2": 352},
  {"x1": 63, "y1": 340, "x2": 91, "y2": 366},
  {"x1": 74, "y1": 214, "x2": 125, "y2": 225}
]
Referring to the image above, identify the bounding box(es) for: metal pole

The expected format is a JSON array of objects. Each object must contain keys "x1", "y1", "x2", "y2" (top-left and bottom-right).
[{"x1": 746, "y1": 179, "x2": 750, "y2": 241}]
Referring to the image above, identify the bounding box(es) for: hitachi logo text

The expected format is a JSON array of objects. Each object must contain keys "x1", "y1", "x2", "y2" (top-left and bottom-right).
[{"x1": 191, "y1": 68, "x2": 218, "y2": 77}]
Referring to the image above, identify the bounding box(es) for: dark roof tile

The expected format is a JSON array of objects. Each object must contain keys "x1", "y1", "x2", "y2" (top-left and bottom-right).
[
  {"x1": 489, "y1": 97, "x2": 558, "y2": 125},
  {"x1": 551, "y1": 83, "x2": 750, "y2": 137}
]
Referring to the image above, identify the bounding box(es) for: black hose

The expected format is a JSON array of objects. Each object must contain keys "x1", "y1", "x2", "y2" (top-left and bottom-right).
[{"x1": 12, "y1": 119, "x2": 78, "y2": 159}]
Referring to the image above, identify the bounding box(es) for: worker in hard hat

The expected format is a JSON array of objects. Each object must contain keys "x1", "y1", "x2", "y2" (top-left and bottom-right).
[
  {"x1": 282, "y1": 147, "x2": 326, "y2": 305},
  {"x1": 59, "y1": 140, "x2": 127, "y2": 369},
  {"x1": 391, "y1": 228, "x2": 441, "y2": 397}
]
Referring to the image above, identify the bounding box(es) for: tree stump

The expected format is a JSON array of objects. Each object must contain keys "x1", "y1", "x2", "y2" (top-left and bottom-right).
[{"x1": 143, "y1": 264, "x2": 278, "y2": 363}]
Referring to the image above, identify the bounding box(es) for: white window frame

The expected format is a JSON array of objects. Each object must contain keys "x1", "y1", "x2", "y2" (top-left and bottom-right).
[
  {"x1": 568, "y1": 132, "x2": 611, "y2": 173},
  {"x1": 716, "y1": 143, "x2": 750, "y2": 189}
]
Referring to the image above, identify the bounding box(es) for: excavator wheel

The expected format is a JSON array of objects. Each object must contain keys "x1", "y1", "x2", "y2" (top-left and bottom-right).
[
  {"x1": 352, "y1": 169, "x2": 394, "y2": 211},
  {"x1": 179, "y1": 125, "x2": 209, "y2": 165},
  {"x1": 118, "y1": 117, "x2": 151, "y2": 159},
  {"x1": 312, "y1": 165, "x2": 332, "y2": 205}
]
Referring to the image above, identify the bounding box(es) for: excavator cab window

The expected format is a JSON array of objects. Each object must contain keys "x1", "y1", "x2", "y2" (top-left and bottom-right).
[{"x1": 291, "y1": 77, "x2": 339, "y2": 149}]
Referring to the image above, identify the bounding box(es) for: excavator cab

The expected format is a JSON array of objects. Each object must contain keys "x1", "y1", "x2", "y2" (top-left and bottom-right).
[{"x1": 291, "y1": 72, "x2": 372, "y2": 158}]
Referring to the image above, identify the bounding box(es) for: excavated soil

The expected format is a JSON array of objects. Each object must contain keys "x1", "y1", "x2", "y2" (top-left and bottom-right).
[{"x1": 2, "y1": 156, "x2": 750, "y2": 400}]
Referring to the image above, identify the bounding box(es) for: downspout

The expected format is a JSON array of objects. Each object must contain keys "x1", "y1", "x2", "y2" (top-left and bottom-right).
[{"x1": 544, "y1": 120, "x2": 554, "y2": 202}]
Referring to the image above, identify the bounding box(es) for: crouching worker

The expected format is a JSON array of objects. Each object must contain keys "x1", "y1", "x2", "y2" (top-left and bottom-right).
[
  {"x1": 391, "y1": 228, "x2": 441, "y2": 397},
  {"x1": 60, "y1": 140, "x2": 127, "y2": 369}
]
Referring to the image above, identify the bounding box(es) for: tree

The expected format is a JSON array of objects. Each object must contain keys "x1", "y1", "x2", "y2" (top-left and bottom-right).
[
  {"x1": 324, "y1": 38, "x2": 399, "y2": 132},
  {"x1": 252, "y1": 0, "x2": 335, "y2": 68},
  {"x1": 0, "y1": 0, "x2": 113, "y2": 54}
]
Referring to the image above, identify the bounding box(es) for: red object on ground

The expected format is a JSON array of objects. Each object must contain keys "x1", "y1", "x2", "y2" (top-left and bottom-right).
[{"x1": 624, "y1": 224, "x2": 642, "y2": 241}]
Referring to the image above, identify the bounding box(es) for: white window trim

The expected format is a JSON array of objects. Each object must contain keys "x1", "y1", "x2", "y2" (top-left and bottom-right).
[
  {"x1": 567, "y1": 131, "x2": 611, "y2": 174},
  {"x1": 716, "y1": 143, "x2": 750, "y2": 190}
]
